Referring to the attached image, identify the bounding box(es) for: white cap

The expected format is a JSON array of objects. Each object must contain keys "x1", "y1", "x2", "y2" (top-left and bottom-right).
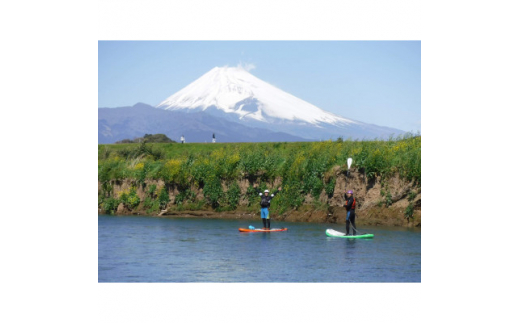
[{"x1": 264, "y1": 190, "x2": 269, "y2": 193}]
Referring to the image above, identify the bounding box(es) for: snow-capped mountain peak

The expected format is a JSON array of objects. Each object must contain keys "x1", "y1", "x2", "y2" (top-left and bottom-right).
[{"x1": 156, "y1": 66, "x2": 357, "y2": 126}]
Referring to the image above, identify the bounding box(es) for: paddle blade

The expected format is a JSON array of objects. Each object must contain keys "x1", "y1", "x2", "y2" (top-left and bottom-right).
[
  {"x1": 347, "y1": 158, "x2": 353, "y2": 169},
  {"x1": 249, "y1": 225, "x2": 255, "y2": 230}
]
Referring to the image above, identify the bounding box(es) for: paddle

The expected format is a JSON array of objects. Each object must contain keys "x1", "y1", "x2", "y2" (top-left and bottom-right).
[{"x1": 347, "y1": 219, "x2": 369, "y2": 235}]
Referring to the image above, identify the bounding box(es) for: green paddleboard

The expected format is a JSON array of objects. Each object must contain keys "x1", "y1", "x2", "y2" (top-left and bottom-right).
[{"x1": 326, "y1": 229, "x2": 374, "y2": 239}]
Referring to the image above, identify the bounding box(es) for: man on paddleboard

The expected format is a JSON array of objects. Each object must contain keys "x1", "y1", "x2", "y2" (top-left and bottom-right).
[
  {"x1": 344, "y1": 190, "x2": 357, "y2": 235},
  {"x1": 253, "y1": 184, "x2": 282, "y2": 230}
]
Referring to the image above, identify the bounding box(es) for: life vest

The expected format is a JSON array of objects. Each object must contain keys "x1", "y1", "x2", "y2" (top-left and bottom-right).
[{"x1": 345, "y1": 197, "x2": 356, "y2": 210}]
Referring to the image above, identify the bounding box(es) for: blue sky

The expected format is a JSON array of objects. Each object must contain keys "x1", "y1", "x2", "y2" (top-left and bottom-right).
[{"x1": 99, "y1": 41, "x2": 420, "y2": 132}]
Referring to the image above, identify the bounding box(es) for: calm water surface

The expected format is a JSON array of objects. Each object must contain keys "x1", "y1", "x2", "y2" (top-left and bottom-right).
[{"x1": 98, "y1": 215, "x2": 420, "y2": 282}]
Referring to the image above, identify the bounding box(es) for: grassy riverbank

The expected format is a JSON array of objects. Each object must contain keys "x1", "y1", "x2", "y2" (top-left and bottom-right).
[{"x1": 98, "y1": 135, "x2": 421, "y2": 220}]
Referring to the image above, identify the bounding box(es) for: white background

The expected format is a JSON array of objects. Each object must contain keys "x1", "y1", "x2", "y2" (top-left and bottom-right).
[{"x1": 2, "y1": 0, "x2": 519, "y2": 322}]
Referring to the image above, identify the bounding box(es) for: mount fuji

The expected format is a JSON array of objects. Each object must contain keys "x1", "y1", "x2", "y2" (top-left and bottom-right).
[{"x1": 156, "y1": 66, "x2": 404, "y2": 140}]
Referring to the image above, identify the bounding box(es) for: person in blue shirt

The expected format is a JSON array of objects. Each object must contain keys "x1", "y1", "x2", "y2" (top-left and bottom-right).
[{"x1": 253, "y1": 183, "x2": 282, "y2": 230}]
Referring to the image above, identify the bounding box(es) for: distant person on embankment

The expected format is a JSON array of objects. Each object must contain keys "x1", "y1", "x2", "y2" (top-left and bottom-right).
[
  {"x1": 344, "y1": 190, "x2": 357, "y2": 235},
  {"x1": 253, "y1": 183, "x2": 282, "y2": 230}
]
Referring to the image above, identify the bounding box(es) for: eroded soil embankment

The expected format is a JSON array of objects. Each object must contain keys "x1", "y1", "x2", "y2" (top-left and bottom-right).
[{"x1": 99, "y1": 167, "x2": 421, "y2": 228}]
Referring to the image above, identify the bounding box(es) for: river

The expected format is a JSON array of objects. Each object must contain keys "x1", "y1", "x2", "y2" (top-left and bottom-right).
[{"x1": 98, "y1": 215, "x2": 420, "y2": 282}]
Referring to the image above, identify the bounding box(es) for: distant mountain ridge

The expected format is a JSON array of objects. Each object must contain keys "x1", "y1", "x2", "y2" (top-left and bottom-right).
[
  {"x1": 98, "y1": 103, "x2": 307, "y2": 144},
  {"x1": 99, "y1": 66, "x2": 406, "y2": 143}
]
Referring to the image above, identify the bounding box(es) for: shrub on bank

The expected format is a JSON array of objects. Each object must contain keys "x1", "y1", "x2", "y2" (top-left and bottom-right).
[{"x1": 98, "y1": 134, "x2": 421, "y2": 214}]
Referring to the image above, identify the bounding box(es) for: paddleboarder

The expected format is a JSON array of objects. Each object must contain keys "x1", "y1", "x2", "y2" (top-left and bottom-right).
[
  {"x1": 253, "y1": 183, "x2": 282, "y2": 230},
  {"x1": 344, "y1": 190, "x2": 357, "y2": 235}
]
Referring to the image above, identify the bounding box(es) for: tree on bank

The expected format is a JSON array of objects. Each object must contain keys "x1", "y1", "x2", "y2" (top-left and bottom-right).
[{"x1": 116, "y1": 134, "x2": 175, "y2": 144}]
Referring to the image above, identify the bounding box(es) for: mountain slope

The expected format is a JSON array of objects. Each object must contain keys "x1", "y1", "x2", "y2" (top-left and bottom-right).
[
  {"x1": 156, "y1": 66, "x2": 404, "y2": 139},
  {"x1": 157, "y1": 66, "x2": 356, "y2": 125},
  {"x1": 98, "y1": 103, "x2": 307, "y2": 144}
]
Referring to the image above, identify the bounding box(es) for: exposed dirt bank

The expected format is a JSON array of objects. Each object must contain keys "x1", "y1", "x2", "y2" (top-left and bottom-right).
[{"x1": 99, "y1": 167, "x2": 421, "y2": 228}]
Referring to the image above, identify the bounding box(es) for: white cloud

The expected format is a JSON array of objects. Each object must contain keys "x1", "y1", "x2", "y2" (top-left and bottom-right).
[{"x1": 237, "y1": 62, "x2": 256, "y2": 71}]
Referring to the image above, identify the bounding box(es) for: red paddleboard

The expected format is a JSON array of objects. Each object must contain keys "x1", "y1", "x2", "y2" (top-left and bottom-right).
[{"x1": 239, "y1": 228, "x2": 288, "y2": 232}]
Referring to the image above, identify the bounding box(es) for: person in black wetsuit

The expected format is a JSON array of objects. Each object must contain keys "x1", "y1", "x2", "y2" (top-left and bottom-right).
[
  {"x1": 344, "y1": 190, "x2": 357, "y2": 235},
  {"x1": 253, "y1": 183, "x2": 282, "y2": 230}
]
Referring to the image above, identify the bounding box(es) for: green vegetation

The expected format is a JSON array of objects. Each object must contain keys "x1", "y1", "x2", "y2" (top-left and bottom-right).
[
  {"x1": 404, "y1": 189, "x2": 419, "y2": 219},
  {"x1": 408, "y1": 190, "x2": 418, "y2": 201},
  {"x1": 116, "y1": 133, "x2": 175, "y2": 144},
  {"x1": 100, "y1": 197, "x2": 118, "y2": 214},
  {"x1": 405, "y1": 203, "x2": 415, "y2": 219},
  {"x1": 119, "y1": 186, "x2": 141, "y2": 209},
  {"x1": 98, "y1": 134, "x2": 421, "y2": 214},
  {"x1": 385, "y1": 191, "x2": 393, "y2": 207}
]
